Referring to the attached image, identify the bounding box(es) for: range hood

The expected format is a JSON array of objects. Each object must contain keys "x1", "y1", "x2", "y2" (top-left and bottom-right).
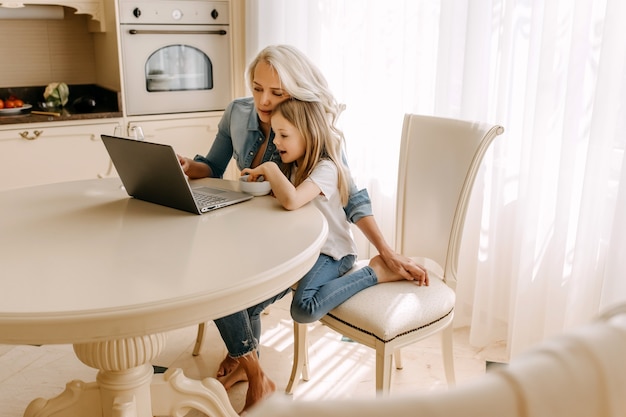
[
  {"x1": 0, "y1": 1, "x2": 105, "y2": 31},
  {"x1": 0, "y1": 4, "x2": 64, "y2": 19}
]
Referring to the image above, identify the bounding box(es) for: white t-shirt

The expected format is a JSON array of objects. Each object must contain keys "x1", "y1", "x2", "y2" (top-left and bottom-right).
[{"x1": 305, "y1": 159, "x2": 357, "y2": 260}]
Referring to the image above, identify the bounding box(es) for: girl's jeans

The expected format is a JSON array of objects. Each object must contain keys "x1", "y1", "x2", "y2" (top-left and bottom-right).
[
  {"x1": 291, "y1": 254, "x2": 377, "y2": 323},
  {"x1": 213, "y1": 254, "x2": 376, "y2": 358}
]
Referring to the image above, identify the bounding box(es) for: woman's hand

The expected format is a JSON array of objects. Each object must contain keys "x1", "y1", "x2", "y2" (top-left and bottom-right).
[
  {"x1": 379, "y1": 250, "x2": 429, "y2": 286},
  {"x1": 177, "y1": 155, "x2": 191, "y2": 174},
  {"x1": 353, "y1": 216, "x2": 429, "y2": 286},
  {"x1": 177, "y1": 155, "x2": 211, "y2": 179}
]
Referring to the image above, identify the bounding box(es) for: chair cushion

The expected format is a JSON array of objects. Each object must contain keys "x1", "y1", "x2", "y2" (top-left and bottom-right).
[{"x1": 326, "y1": 268, "x2": 455, "y2": 342}]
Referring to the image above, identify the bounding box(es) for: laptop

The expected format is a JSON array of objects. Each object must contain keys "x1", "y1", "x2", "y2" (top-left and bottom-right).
[{"x1": 100, "y1": 134, "x2": 253, "y2": 214}]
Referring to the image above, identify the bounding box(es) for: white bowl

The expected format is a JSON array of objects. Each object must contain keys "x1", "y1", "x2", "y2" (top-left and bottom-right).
[{"x1": 239, "y1": 175, "x2": 272, "y2": 196}]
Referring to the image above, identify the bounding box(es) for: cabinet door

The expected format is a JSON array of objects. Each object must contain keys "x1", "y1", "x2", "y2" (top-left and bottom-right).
[
  {"x1": 127, "y1": 115, "x2": 217, "y2": 157},
  {"x1": 0, "y1": 122, "x2": 120, "y2": 191},
  {"x1": 128, "y1": 115, "x2": 240, "y2": 180}
]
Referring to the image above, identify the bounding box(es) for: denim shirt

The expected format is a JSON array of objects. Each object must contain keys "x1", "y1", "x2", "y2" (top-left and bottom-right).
[{"x1": 193, "y1": 97, "x2": 372, "y2": 223}]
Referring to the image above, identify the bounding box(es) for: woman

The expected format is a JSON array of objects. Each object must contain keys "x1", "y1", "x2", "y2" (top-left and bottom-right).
[{"x1": 178, "y1": 44, "x2": 428, "y2": 411}]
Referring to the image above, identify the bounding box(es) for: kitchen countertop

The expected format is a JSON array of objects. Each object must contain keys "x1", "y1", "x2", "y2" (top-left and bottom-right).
[
  {"x1": 0, "y1": 110, "x2": 123, "y2": 125},
  {"x1": 0, "y1": 84, "x2": 122, "y2": 126}
]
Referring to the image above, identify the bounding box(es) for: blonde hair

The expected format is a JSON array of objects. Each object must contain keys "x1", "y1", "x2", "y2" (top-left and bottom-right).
[
  {"x1": 273, "y1": 99, "x2": 350, "y2": 206},
  {"x1": 246, "y1": 44, "x2": 346, "y2": 144}
]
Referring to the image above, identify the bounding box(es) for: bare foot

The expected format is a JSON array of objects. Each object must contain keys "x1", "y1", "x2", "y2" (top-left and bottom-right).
[
  {"x1": 243, "y1": 372, "x2": 275, "y2": 412},
  {"x1": 369, "y1": 255, "x2": 408, "y2": 283},
  {"x1": 238, "y1": 353, "x2": 276, "y2": 412},
  {"x1": 217, "y1": 361, "x2": 248, "y2": 390},
  {"x1": 217, "y1": 355, "x2": 239, "y2": 377}
]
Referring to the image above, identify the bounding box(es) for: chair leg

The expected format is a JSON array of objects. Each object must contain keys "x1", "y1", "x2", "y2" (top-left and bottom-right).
[
  {"x1": 393, "y1": 348, "x2": 403, "y2": 369},
  {"x1": 192, "y1": 322, "x2": 206, "y2": 356},
  {"x1": 375, "y1": 343, "x2": 394, "y2": 396},
  {"x1": 441, "y1": 325, "x2": 456, "y2": 386},
  {"x1": 286, "y1": 321, "x2": 309, "y2": 394}
]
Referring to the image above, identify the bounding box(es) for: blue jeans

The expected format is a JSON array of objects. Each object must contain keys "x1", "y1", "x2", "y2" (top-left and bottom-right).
[
  {"x1": 213, "y1": 288, "x2": 291, "y2": 358},
  {"x1": 291, "y1": 254, "x2": 377, "y2": 323}
]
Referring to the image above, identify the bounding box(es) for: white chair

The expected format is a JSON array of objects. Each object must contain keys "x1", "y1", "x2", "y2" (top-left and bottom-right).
[
  {"x1": 193, "y1": 322, "x2": 208, "y2": 356},
  {"x1": 251, "y1": 303, "x2": 626, "y2": 417},
  {"x1": 286, "y1": 114, "x2": 505, "y2": 395}
]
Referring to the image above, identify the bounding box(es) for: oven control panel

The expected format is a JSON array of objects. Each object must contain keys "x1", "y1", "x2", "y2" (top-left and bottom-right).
[{"x1": 119, "y1": 0, "x2": 229, "y2": 25}]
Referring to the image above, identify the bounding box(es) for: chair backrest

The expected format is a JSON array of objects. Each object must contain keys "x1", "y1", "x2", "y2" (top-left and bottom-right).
[{"x1": 395, "y1": 114, "x2": 504, "y2": 285}]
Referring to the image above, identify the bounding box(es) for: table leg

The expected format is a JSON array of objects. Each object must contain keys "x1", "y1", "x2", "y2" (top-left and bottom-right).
[
  {"x1": 151, "y1": 368, "x2": 239, "y2": 417},
  {"x1": 24, "y1": 379, "x2": 102, "y2": 417},
  {"x1": 23, "y1": 333, "x2": 238, "y2": 417}
]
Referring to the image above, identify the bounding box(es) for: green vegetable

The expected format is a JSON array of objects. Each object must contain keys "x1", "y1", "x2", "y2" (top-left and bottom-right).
[{"x1": 43, "y1": 82, "x2": 70, "y2": 107}]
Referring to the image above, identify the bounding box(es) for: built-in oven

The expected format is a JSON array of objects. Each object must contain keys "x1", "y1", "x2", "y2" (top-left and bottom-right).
[{"x1": 118, "y1": 0, "x2": 232, "y2": 116}]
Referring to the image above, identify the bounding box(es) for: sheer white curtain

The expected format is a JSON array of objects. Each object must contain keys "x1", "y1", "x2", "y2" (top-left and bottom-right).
[{"x1": 245, "y1": 0, "x2": 626, "y2": 359}]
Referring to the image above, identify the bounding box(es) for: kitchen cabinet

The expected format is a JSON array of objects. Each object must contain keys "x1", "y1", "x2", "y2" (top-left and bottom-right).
[
  {"x1": 0, "y1": 120, "x2": 121, "y2": 191},
  {"x1": 126, "y1": 113, "x2": 240, "y2": 180}
]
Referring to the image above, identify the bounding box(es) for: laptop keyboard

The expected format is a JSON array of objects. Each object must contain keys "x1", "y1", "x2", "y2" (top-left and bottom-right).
[{"x1": 193, "y1": 192, "x2": 228, "y2": 208}]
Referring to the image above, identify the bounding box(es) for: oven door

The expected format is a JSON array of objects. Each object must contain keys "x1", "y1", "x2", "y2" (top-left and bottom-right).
[{"x1": 120, "y1": 24, "x2": 232, "y2": 116}]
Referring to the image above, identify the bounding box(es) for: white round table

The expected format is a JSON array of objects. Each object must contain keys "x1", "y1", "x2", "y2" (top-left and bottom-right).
[{"x1": 0, "y1": 178, "x2": 327, "y2": 417}]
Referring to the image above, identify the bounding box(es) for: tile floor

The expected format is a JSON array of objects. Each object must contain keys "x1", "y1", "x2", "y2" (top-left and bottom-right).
[{"x1": 0, "y1": 295, "x2": 506, "y2": 416}]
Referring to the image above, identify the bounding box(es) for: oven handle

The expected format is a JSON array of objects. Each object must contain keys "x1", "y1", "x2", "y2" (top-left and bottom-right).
[{"x1": 128, "y1": 29, "x2": 227, "y2": 35}]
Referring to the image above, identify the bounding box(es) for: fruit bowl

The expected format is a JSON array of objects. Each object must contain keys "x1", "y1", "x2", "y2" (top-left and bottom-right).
[{"x1": 239, "y1": 175, "x2": 272, "y2": 196}]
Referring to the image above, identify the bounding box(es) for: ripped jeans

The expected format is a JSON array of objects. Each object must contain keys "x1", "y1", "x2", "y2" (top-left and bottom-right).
[{"x1": 213, "y1": 288, "x2": 291, "y2": 358}]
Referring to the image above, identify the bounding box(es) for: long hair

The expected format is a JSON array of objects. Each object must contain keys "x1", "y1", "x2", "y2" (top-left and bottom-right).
[
  {"x1": 273, "y1": 99, "x2": 350, "y2": 206},
  {"x1": 246, "y1": 44, "x2": 346, "y2": 145}
]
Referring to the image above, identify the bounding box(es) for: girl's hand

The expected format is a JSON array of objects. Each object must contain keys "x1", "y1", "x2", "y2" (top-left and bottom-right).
[
  {"x1": 242, "y1": 162, "x2": 317, "y2": 210},
  {"x1": 240, "y1": 167, "x2": 265, "y2": 182}
]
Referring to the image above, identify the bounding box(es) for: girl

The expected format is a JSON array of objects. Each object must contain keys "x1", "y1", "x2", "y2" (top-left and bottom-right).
[{"x1": 242, "y1": 98, "x2": 415, "y2": 325}]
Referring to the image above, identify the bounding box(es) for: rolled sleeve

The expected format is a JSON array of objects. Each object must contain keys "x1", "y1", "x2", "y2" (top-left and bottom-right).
[{"x1": 344, "y1": 187, "x2": 372, "y2": 223}]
